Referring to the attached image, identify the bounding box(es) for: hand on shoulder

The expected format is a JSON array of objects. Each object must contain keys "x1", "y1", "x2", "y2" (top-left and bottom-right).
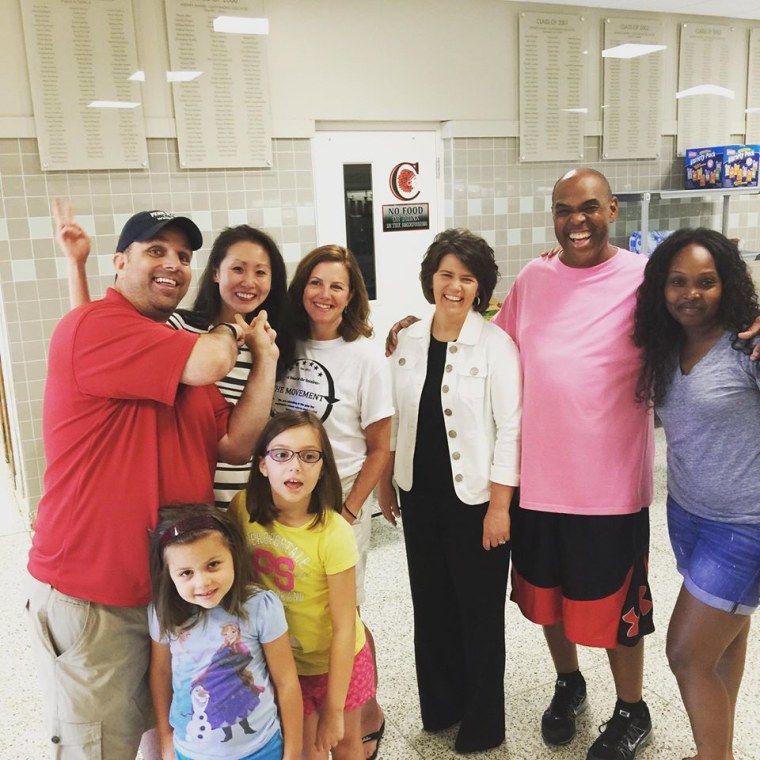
[
  {"x1": 385, "y1": 315, "x2": 420, "y2": 356},
  {"x1": 737, "y1": 315, "x2": 760, "y2": 361}
]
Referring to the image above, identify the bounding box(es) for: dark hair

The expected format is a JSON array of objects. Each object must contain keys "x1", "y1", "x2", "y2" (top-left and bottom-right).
[
  {"x1": 245, "y1": 411, "x2": 343, "y2": 528},
  {"x1": 633, "y1": 227, "x2": 759, "y2": 405},
  {"x1": 419, "y1": 228, "x2": 499, "y2": 314},
  {"x1": 190, "y1": 225, "x2": 293, "y2": 375},
  {"x1": 286, "y1": 245, "x2": 372, "y2": 342},
  {"x1": 150, "y1": 503, "x2": 255, "y2": 637},
  {"x1": 193, "y1": 226, "x2": 286, "y2": 327}
]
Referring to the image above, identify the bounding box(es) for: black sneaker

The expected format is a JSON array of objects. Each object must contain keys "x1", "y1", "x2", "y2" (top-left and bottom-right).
[
  {"x1": 586, "y1": 700, "x2": 652, "y2": 760},
  {"x1": 541, "y1": 673, "x2": 588, "y2": 745}
]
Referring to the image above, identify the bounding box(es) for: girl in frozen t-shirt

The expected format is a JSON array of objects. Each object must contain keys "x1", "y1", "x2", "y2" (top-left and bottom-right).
[{"x1": 149, "y1": 503, "x2": 302, "y2": 760}]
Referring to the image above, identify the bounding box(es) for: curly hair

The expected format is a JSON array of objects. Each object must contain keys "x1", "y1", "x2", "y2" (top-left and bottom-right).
[
  {"x1": 419, "y1": 228, "x2": 500, "y2": 314},
  {"x1": 633, "y1": 227, "x2": 759, "y2": 405},
  {"x1": 286, "y1": 245, "x2": 372, "y2": 342}
]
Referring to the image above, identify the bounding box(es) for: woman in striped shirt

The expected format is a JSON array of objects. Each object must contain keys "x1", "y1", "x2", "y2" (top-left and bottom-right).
[{"x1": 57, "y1": 199, "x2": 292, "y2": 508}]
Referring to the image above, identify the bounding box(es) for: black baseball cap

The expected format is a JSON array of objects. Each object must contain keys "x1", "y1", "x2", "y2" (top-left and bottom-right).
[{"x1": 116, "y1": 210, "x2": 203, "y2": 253}]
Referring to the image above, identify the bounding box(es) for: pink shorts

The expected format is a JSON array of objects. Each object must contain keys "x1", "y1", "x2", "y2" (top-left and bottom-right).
[{"x1": 299, "y1": 642, "x2": 376, "y2": 716}]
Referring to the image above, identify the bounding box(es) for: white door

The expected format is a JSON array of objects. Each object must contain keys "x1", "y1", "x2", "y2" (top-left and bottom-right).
[{"x1": 311, "y1": 131, "x2": 442, "y2": 345}]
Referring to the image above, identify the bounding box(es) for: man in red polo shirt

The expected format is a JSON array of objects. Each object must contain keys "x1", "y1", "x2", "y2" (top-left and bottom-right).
[{"x1": 26, "y1": 209, "x2": 278, "y2": 759}]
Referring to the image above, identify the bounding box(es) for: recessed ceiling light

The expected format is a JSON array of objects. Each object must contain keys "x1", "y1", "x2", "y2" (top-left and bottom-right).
[
  {"x1": 213, "y1": 16, "x2": 269, "y2": 34},
  {"x1": 88, "y1": 101, "x2": 140, "y2": 109},
  {"x1": 676, "y1": 84, "x2": 734, "y2": 99},
  {"x1": 602, "y1": 44, "x2": 667, "y2": 59},
  {"x1": 166, "y1": 71, "x2": 203, "y2": 82}
]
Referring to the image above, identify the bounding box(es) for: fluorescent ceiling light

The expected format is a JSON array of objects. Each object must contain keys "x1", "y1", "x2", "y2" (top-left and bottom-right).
[
  {"x1": 88, "y1": 101, "x2": 140, "y2": 109},
  {"x1": 128, "y1": 71, "x2": 145, "y2": 82},
  {"x1": 166, "y1": 71, "x2": 203, "y2": 82},
  {"x1": 676, "y1": 84, "x2": 735, "y2": 99},
  {"x1": 602, "y1": 43, "x2": 666, "y2": 59},
  {"x1": 213, "y1": 16, "x2": 269, "y2": 34},
  {"x1": 561, "y1": 108, "x2": 588, "y2": 114}
]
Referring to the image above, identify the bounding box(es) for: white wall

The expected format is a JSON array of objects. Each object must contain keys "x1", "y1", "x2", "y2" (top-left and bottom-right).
[{"x1": 1, "y1": 0, "x2": 755, "y2": 138}]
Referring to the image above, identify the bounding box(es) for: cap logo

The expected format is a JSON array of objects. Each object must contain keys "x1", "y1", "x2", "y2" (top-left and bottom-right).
[
  {"x1": 116, "y1": 209, "x2": 203, "y2": 253},
  {"x1": 148, "y1": 210, "x2": 175, "y2": 221}
]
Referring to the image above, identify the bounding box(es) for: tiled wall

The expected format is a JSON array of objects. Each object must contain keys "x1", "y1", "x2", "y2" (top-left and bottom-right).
[
  {"x1": 3, "y1": 131, "x2": 760, "y2": 519},
  {"x1": 444, "y1": 135, "x2": 760, "y2": 300},
  {"x1": 0, "y1": 137, "x2": 317, "y2": 519}
]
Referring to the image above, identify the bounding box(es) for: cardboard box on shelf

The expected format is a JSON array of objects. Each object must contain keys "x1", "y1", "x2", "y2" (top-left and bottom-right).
[
  {"x1": 685, "y1": 146, "x2": 723, "y2": 189},
  {"x1": 685, "y1": 145, "x2": 760, "y2": 189},
  {"x1": 722, "y1": 145, "x2": 759, "y2": 188}
]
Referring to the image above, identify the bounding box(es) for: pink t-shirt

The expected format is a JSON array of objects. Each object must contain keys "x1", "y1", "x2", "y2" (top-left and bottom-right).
[{"x1": 493, "y1": 249, "x2": 653, "y2": 515}]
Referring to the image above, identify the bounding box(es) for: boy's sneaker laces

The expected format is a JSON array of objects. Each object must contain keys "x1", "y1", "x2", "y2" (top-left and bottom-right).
[
  {"x1": 541, "y1": 675, "x2": 587, "y2": 746},
  {"x1": 586, "y1": 701, "x2": 652, "y2": 760}
]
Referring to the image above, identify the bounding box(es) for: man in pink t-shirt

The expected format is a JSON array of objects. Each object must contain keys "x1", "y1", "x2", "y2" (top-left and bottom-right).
[
  {"x1": 26, "y1": 209, "x2": 278, "y2": 760},
  {"x1": 492, "y1": 169, "x2": 654, "y2": 760}
]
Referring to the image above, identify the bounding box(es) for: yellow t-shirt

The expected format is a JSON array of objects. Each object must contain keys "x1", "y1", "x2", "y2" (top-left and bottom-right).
[{"x1": 230, "y1": 493, "x2": 366, "y2": 675}]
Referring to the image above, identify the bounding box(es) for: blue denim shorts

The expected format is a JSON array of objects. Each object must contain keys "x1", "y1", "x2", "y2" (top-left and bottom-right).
[
  {"x1": 667, "y1": 495, "x2": 760, "y2": 615},
  {"x1": 176, "y1": 729, "x2": 282, "y2": 760}
]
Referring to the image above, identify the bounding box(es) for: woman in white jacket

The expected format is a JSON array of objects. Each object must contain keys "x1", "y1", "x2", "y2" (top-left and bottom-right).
[{"x1": 378, "y1": 228, "x2": 522, "y2": 753}]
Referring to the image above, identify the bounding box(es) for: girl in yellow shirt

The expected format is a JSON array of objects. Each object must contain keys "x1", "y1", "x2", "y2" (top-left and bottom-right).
[{"x1": 231, "y1": 411, "x2": 374, "y2": 760}]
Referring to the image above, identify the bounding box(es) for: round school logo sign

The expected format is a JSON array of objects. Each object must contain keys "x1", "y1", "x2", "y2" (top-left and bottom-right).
[
  {"x1": 389, "y1": 161, "x2": 420, "y2": 201},
  {"x1": 272, "y1": 358, "x2": 339, "y2": 422}
]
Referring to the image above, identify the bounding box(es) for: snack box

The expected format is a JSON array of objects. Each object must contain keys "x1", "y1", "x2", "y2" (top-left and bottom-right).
[
  {"x1": 684, "y1": 146, "x2": 723, "y2": 189},
  {"x1": 721, "y1": 145, "x2": 759, "y2": 188}
]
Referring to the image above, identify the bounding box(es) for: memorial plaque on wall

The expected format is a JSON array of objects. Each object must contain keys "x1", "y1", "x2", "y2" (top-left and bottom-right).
[
  {"x1": 519, "y1": 12, "x2": 585, "y2": 162},
  {"x1": 602, "y1": 18, "x2": 665, "y2": 159},
  {"x1": 747, "y1": 28, "x2": 760, "y2": 144},
  {"x1": 20, "y1": 0, "x2": 148, "y2": 171},
  {"x1": 165, "y1": 0, "x2": 273, "y2": 169},
  {"x1": 676, "y1": 23, "x2": 734, "y2": 155}
]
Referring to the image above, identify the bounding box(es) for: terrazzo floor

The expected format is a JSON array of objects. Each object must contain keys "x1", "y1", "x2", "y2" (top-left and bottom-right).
[{"x1": 1, "y1": 428, "x2": 758, "y2": 759}]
